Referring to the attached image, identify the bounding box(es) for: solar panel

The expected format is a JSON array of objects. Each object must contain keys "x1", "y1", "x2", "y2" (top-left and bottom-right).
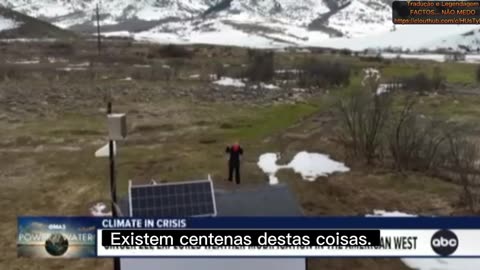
[{"x1": 128, "y1": 179, "x2": 217, "y2": 217}]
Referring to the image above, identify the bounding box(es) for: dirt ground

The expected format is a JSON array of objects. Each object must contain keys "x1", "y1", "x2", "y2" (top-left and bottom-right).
[{"x1": 1, "y1": 41, "x2": 479, "y2": 270}]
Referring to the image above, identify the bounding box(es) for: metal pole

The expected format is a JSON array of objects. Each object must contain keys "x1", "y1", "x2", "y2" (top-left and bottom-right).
[
  {"x1": 96, "y1": 3, "x2": 102, "y2": 55},
  {"x1": 107, "y1": 101, "x2": 121, "y2": 270},
  {"x1": 109, "y1": 140, "x2": 117, "y2": 216},
  {"x1": 107, "y1": 102, "x2": 117, "y2": 215}
]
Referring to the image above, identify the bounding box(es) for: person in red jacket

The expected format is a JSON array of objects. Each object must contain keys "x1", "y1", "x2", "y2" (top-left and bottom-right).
[{"x1": 226, "y1": 141, "x2": 243, "y2": 184}]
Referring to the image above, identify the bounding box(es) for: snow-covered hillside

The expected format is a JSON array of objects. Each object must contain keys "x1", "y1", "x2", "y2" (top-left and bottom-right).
[
  {"x1": 1, "y1": 0, "x2": 391, "y2": 41},
  {"x1": 3, "y1": 0, "x2": 480, "y2": 50},
  {"x1": 2, "y1": 0, "x2": 355, "y2": 32},
  {"x1": 327, "y1": 0, "x2": 392, "y2": 37},
  {"x1": 317, "y1": 25, "x2": 480, "y2": 51},
  {"x1": 425, "y1": 27, "x2": 480, "y2": 52},
  {"x1": 0, "y1": 6, "x2": 75, "y2": 39}
]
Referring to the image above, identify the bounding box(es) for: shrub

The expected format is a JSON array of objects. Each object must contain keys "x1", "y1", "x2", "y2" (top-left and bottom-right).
[
  {"x1": 476, "y1": 65, "x2": 480, "y2": 83},
  {"x1": 298, "y1": 58, "x2": 351, "y2": 88},
  {"x1": 399, "y1": 69, "x2": 446, "y2": 93},
  {"x1": 432, "y1": 66, "x2": 446, "y2": 90},
  {"x1": 214, "y1": 62, "x2": 226, "y2": 80},
  {"x1": 335, "y1": 75, "x2": 480, "y2": 212},
  {"x1": 339, "y1": 49, "x2": 352, "y2": 56},
  {"x1": 150, "y1": 62, "x2": 174, "y2": 81},
  {"x1": 150, "y1": 44, "x2": 193, "y2": 58},
  {"x1": 168, "y1": 59, "x2": 187, "y2": 79},
  {"x1": 245, "y1": 49, "x2": 274, "y2": 82},
  {"x1": 444, "y1": 129, "x2": 480, "y2": 212},
  {"x1": 401, "y1": 72, "x2": 433, "y2": 92},
  {"x1": 47, "y1": 41, "x2": 75, "y2": 56},
  {"x1": 388, "y1": 95, "x2": 448, "y2": 172}
]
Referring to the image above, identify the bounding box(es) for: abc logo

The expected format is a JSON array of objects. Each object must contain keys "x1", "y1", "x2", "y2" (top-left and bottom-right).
[{"x1": 430, "y1": 230, "x2": 458, "y2": 256}]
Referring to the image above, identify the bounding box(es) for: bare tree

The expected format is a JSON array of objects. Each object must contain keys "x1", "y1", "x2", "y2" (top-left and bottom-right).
[
  {"x1": 337, "y1": 89, "x2": 367, "y2": 158},
  {"x1": 214, "y1": 62, "x2": 226, "y2": 80},
  {"x1": 337, "y1": 75, "x2": 392, "y2": 165},
  {"x1": 432, "y1": 66, "x2": 446, "y2": 90},
  {"x1": 445, "y1": 130, "x2": 480, "y2": 212},
  {"x1": 245, "y1": 49, "x2": 274, "y2": 83},
  {"x1": 388, "y1": 95, "x2": 447, "y2": 173},
  {"x1": 476, "y1": 65, "x2": 480, "y2": 84}
]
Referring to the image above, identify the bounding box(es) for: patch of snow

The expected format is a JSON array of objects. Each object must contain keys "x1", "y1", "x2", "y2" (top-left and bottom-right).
[
  {"x1": 8, "y1": 59, "x2": 40, "y2": 64},
  {"x1": 315, "y1": 25, "x2": 479, "y2": 51},
  {"x1": 121, "y1": 77, "x2": 133, "y2": 81},
  {"x1": 213, "y1": 77, "x2": 246, "y2": 88},
  {"x1": 257, "y1": 151, "x2": 350, "y2": 184},
  {"x1": 464, "y1": 55, "x2": 480, "y2": 63},
  {"x1": 102, "y1": 31, "x2": 133, "y2": 38},
  {"x1": 162, "y1": 64, "x2": 171, "y2": 69},
  {"x1": 252, "y1": 83, "x2": 280, "y2": 90},
  {"x1": 292, "y1": 88, "x2": 306, "y2": 93},
  {"x1": 47, "y1": 57, "x2": 68, "y2": 63},
  {"x1": 257, "y1": 153, "x2": 289, "y2": 185},
  {"x1": 189, "y1": 74, "x2": 200, "y2": 79},
  {"x1": 287, "y1": 151, "x2": 350, "y2": 181},
  {"x1": 55, "y1": 16, "x2": 89, "y2": 29},
  {"x1": 366, "y1": 209, "x2": 417, "y2": 217},
  {"x1": 378, "y1": 83, "x2": 404, "y2": 95},
  {"x1": 400, "y1": 54, "x2": 445, "y2": 62},
  {"x1": 275, "y1": 69, "x2": 301, "y2": 74},
  {"x1": 57, "y1": 67, "x2": 87, "y2": 71},
  {"x1": 133, "y1": 64, "x2": 151, "y2": 68},
  {"x1": 380, "y1": 53, "x2": 447, "y2": 62},
  {"x1": 380, "y1": 53, "x2": 402, "y2": 59},
  {"x1": 262, "y1": 83, "x2": 280, "y2": 90},
  {"x1": 69, "y1": 62, "x2": 90, "y2": 67},
  {"x1": 0, "y1": 16, "x2": 19, "y2": 32},
  {"x1": 376, "y1": 84, "x2": 389, "y2": 95},
  {"x1": 57, "y1": 62, "x2": 90, "y2": 71},
  {"x1": 89, "y1": 202, "x2": 112, "y2": 217},
  {"x1": 0, "y1": 38, "x2": 58, "y2": 43},
  {"x1": 395, "y1": 54, "x2": 445, "y2": 62}
]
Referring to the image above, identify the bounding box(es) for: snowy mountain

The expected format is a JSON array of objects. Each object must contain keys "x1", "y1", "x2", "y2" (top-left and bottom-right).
[
  {"x1": 316, "y1": 24, "x2": 480, "y2": 51},
  {"x1": 0, "y1": 6, "x2": 75, "y2": 38},
  {"x1": 2, "y1": 0, "x2": 479, "y2": 50},
  {"x1": 1, "y1": 0, "x2": 391, "y2": 35},
  {"x1": 2, "y1": 0, "x2": 382, "y2": 34},
  {"x1": 425, "y1": 27, "x2": 480, "y2": 52}
]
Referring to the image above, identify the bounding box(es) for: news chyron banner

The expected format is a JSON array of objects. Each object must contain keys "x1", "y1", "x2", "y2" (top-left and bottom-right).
[
  {"x1": 17, "y1": 217, "x2": 480, "y2": 258},
  {"x1": 392, "y1": 1, "x2": 480, "y2": 24}
]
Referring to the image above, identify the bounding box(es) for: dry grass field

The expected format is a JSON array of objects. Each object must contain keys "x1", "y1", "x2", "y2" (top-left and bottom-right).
[{"x1": 2, "y1": 40, "x2": 480, "y2": 270}]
